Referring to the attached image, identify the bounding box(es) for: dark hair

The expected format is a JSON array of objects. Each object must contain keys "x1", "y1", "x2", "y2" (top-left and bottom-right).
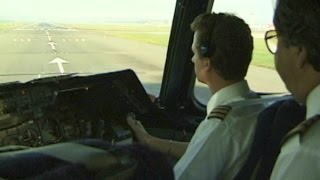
[
  {"x1": 190, "y1": 13, "x2": 253, "y2": 81},
  {"x1": 274, "y1": 0, "x2": 320, "y2": 71}
]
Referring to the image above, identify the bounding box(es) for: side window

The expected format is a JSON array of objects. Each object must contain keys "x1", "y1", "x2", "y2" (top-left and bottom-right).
[{"x1": 194, "y1": 0, "x2": 287, "y2": 104}]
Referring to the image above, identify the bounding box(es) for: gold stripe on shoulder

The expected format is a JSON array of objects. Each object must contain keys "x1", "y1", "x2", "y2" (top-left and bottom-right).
[
  {"x1": 209, "y1": 105, "x2": 231, "y2": 114},
  {"x1": 208, "y1": 114, "x2": 225, "y2": 120},
  {"x1": 214, "y1": 105, "x2": 232, "y2": 111},
  {"x1": 210, "y1": 108, "x2": 230, "y2": 115},
  {"x1": 281, "y1": 114, "x2": 320, "y2": 146},
  {"x1": 207, "y1": 105, "x2": 232, "y2": 121}
]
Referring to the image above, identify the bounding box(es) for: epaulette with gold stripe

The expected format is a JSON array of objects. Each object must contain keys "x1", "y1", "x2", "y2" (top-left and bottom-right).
[
  {"x1": 281, "y1": 114, "x2": 320, "y2": 146},
  {"x1": 207, "y1": 105, "x2": 232, "y2": 121}
]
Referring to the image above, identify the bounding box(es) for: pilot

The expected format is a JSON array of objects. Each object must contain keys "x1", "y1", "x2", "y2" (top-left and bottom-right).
[
  {"x1": 267, "y1": 0, "x2": 320, "y2": 179},
  {"x1": 128, "y1": 12, "x2": 267, "y2": 179}
]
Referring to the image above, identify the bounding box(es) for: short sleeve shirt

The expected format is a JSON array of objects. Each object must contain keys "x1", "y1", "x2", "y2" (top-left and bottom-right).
[
  {"x1": 174, "y1": 80, "x2": 266, "y2": 180},
  {"x1": 271, "y1": 84, "x2": 320, "y2": 180}
]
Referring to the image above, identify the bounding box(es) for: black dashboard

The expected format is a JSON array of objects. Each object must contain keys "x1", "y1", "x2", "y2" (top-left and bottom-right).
[{"x1": 0, "y1": 69, "x2": 155, "y2": 147}]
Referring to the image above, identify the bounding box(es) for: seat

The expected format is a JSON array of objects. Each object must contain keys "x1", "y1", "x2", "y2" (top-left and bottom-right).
[{"x1": 234, "y1": 97, "x2": 306, "y2": 180}]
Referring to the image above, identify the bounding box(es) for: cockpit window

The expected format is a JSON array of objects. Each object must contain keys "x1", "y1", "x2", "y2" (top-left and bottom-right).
[{"x1": 0, "y1": 0, "x2": 175, "y2": 96}]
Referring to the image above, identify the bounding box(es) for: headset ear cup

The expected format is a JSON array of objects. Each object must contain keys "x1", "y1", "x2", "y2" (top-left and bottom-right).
[{"x1": 200, "y1": 45, "x2": 209, "y2": 57}]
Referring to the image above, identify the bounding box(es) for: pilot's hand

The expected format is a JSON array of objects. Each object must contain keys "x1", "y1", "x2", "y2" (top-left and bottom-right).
[{"x1": 127, "y1": 114, "x2": 151, "y2": 145}]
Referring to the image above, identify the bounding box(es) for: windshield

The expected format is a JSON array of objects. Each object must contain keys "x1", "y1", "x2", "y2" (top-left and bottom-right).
[{"x1": 0, "y1": 0, "x2": 175, "y2": 95}]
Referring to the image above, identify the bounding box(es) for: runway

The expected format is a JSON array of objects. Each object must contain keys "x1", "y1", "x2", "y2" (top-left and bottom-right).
[{"x1": 0, "y1": 22, "x2": 286, "y2": 103}]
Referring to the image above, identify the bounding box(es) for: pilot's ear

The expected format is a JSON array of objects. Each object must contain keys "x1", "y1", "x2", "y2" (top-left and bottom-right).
[
  {"x1": 204, "y1": 57, "x2": 212, "y2": 71},
  {"x1": 296, "y1": 46, "x2": 307, "y2": 70}
]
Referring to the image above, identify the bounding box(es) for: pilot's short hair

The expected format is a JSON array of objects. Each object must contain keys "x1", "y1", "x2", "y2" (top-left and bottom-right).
[
  {"x1": 190, "y1": 13, "x2": 253, "y2": 81},
  {"x1": 274, "y1": 0, "x2": 320, "y2": 71}
]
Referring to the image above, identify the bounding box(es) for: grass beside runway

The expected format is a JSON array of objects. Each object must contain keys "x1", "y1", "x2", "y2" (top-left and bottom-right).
[
  {"x1": 73, "y1": 23, "x2": 171, "y2": 32},
  {"x1": 73, "y1": 23, "x2": 170, "y2": 46},
  {"x1": 252, "y1": 38, "x2": 275, "y2": 69},
  {"x1": 0, "y1": 22, "x2": 22, "y2": 31},
  {"x1": 92, "y1": 24, "x2": 275, "y2": 69},
  {"x1": 108, "y1": 29, "x2": 275, "y2": 69},
  {"x1": 0, "y1": 22, "x2": 275, "y2": 68},
  {"x1": 106, "y1": 33, "x2": 169, "y2": 46}
]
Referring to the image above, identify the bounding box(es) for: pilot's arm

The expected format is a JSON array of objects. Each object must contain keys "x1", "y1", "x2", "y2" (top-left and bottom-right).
[
  {"x1": 127, "y1": 117, "x2": 189, "y2": 159},
  {"x1": 173, "y1": 117, "x2": 226, "y2": 180}
]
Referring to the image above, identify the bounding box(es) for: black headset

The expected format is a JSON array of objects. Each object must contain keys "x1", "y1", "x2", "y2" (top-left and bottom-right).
[
  {"x1": 199, "y1": 41, "x2": 212, "y2": 57},
  {"x1": 198, "y1": 13, "x2": 220, "y2": 57}
]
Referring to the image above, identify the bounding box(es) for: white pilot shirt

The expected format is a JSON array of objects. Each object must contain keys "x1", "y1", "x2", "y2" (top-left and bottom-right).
[
  {"x1": 174, "y1": 80, "x2": 266, "y2": 180},
  {"x1": 271, "y1": 84, "x2": 320, "y2": 180}
]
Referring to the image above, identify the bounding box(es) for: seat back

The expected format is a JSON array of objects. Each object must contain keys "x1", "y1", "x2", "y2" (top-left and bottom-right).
[{"x1": 235, "y1": 98, "x2": 306, "y2": 180}]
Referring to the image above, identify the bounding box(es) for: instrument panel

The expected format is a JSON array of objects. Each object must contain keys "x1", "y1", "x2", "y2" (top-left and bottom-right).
[{"x1": 0, "y1": 69, "x2": 154, "y2": 147}]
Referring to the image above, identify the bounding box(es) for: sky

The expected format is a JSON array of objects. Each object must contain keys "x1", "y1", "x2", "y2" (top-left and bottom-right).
[
  {"x1": 0, "y1": 0, "x2": 176, "y2": 22},
  {"x1": 0, "y1": 0, "x2": 274, "y2": 25},
  {"x1": 212, "y1": 0, "x2": 275, "y2": 26}
]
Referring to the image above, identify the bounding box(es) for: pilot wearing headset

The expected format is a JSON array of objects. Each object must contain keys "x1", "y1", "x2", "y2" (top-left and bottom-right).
[{"x1": 128, "y1": 12, "x2": 266, "y2": 180}]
